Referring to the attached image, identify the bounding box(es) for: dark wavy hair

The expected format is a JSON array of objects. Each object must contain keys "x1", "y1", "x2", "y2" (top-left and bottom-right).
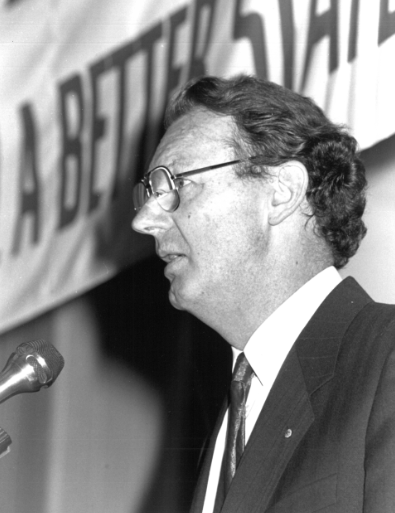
[{"x1": 165, "y1": 75, "x2": 367, "y2": 269}]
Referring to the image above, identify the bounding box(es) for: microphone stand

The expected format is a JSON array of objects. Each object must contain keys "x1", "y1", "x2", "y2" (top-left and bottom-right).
[{"x1": 0, "y1": 426, "x2": 11, "y2": 458}]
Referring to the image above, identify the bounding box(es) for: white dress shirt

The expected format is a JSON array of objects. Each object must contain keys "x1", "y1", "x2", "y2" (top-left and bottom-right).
[{"x1": 202, "y1": 266, "x2": 342, "y2": 513}]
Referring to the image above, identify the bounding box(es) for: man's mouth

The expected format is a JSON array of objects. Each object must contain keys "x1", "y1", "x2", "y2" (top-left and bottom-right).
[{"x1": 158, "y1": 252, "x2": 186, "y2": 264}]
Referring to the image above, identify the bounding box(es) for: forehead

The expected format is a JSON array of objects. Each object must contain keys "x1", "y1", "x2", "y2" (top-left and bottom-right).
[{"x1": 149, "y1": 109, "x2": 236, "y2": 172}]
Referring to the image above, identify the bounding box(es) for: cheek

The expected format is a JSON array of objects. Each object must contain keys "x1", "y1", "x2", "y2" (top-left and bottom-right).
[
  {"x1": 181, "y1": 195, "x2": 265, "y2": 268},
  {"x1": 192, "y1": 225, "x2": 246, "y2": 280}
]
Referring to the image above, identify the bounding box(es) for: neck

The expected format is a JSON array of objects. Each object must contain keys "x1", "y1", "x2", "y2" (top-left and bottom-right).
[{"x1": 198, "y1": 260, "x2": 332, "y2": 350}]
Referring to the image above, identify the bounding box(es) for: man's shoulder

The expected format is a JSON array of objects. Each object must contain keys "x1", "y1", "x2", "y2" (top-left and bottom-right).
[
  {"x1": 318, "y1": 275, "x2": 395, "y2": 322},
  {"x1": 295, "y1": 276, "x2": 395, "y2": 364},
  {"x1": 331, "y1": 278, "x2": 395, "y2": 368},
  {"x1": 334, "y1": 276, "x2": 395, "y2": 325}
]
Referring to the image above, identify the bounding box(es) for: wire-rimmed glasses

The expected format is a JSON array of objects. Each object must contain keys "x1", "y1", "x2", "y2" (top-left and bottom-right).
[{"x1": 133, "y1": 156, "x2": 262, "y2": 213}]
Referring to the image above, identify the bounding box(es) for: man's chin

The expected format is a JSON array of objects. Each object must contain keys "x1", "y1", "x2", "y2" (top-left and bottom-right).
[{"x1": 168, "y1": 287, "x2": 186, "y2": 311}]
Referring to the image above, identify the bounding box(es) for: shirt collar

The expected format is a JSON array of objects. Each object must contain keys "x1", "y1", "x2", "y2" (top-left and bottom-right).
[{"x1": 232, "y1": 266, "x2": 342, "y2": 385}]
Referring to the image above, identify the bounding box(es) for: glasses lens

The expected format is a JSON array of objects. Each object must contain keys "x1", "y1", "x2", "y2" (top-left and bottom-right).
[
  {"x1": 150, "y1": 168, "x2": 179, "y2": 212},
  {"x1": 132, "y1": 182, "x2": 149, "y2": 210}
]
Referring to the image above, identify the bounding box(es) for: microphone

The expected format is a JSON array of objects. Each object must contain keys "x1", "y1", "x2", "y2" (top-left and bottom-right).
[
  {"x1": 0, "y1": 339, "x2": 64, "y2": 457},
  {"x1": 0, "y1": 339, "x2": 65, "y2": 404}
]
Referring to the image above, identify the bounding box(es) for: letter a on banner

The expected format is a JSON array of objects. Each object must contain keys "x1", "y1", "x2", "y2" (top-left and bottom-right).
[{"x1": 12, "y1": 104, "x2": 41, "y2": 255}]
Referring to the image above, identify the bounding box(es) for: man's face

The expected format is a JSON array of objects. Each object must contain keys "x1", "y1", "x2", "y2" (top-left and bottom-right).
[{"x1": 132, "y1": 109, "x2": 271, "y2": 326}]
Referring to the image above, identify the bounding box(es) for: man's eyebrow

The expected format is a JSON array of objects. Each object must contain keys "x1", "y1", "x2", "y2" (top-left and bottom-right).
[
  {"x1": 146, "y1": 154, "x2": 207, "y2": 177},
  {"x1": 142, "y1": 162, "x2": 167, "y2": 177}
]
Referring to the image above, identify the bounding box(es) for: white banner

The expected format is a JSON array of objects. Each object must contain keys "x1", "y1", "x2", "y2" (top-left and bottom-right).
[{"x1": 0, "y1": 0, "x2": 394, "y2": 333}]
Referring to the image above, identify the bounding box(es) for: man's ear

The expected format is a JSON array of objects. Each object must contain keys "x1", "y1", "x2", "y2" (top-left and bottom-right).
[{"x1": 268, "y1": 161, "x2": 309, "y2": 226}]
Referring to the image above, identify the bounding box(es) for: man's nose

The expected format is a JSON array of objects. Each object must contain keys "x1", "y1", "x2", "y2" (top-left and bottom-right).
[{"x1": 132, "y1": 197, "x2": 171, "y2": 235}]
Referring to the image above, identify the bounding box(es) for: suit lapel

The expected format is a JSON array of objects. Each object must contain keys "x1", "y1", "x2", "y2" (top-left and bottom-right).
[{"x1": 296, "y1": 276, "x2": 372, "y2": 395}]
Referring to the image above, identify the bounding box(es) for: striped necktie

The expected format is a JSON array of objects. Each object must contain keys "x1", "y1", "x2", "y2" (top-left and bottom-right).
[{"x1": 214, "y1": 352, "x2": 254, "y2": 512}]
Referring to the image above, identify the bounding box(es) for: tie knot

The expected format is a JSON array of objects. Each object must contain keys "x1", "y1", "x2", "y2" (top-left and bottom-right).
[{"x1": 232, "y1": 352, "x2": 254, "y2": 385}]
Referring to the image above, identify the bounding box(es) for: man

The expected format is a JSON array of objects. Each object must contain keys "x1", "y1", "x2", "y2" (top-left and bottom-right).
[{"x1": 132, "y1": 75, "x2": 395, "y2": 512}]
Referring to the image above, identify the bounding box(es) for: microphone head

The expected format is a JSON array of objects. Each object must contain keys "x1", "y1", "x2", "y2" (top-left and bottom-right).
[{"x1": 5, "y1": 339, "x2": 65, "y2": 388}]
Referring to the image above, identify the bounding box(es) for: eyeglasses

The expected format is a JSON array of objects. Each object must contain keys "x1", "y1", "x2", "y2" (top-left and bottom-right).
[{"x1": 133, "y1": 156, "x2": 262, "y2": 213}]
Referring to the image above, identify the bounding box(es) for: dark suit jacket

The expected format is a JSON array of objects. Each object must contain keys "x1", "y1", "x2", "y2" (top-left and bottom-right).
[{"x1": 190, "y1": 277, "x2": 395, "y2": 513}]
